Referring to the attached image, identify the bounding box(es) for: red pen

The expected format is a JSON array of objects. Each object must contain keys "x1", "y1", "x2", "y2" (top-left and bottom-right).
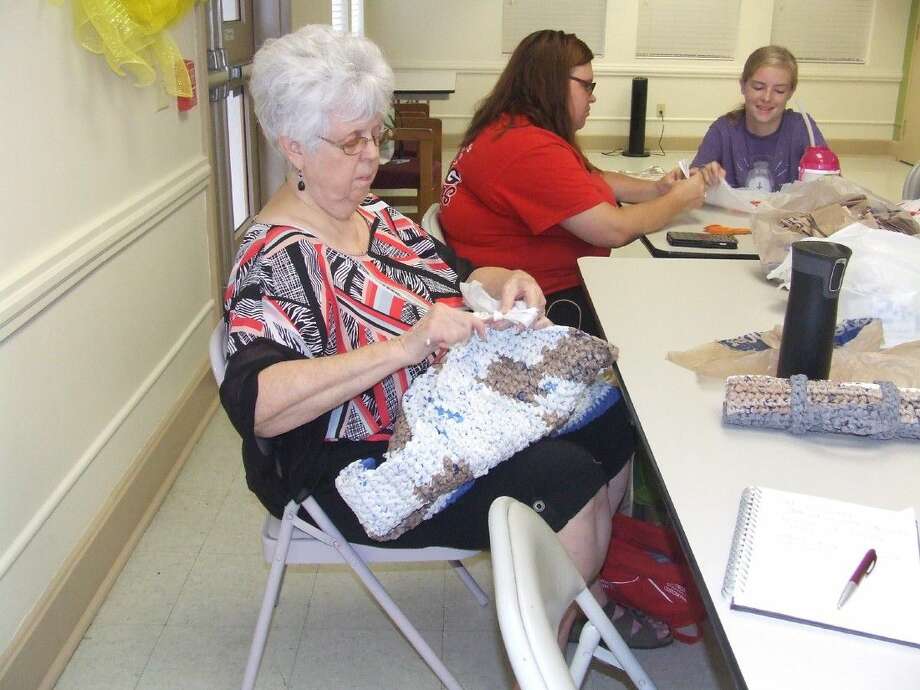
[{"x1": 836, "y1": 548, "x2": 877, "y2": 609}]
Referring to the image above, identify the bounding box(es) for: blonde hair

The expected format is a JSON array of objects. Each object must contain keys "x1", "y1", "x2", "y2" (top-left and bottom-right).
[{"x1": 726, "y1": 45, "x2": 798, "y2": 122}]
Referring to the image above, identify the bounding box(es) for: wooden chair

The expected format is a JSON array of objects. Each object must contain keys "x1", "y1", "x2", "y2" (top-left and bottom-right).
[
  {"x1": 373, "y1": 110, "x2": 442, "y2": 222},
  {"x1": 395, "y1": 101, "x2": 430, "y2": 118}
]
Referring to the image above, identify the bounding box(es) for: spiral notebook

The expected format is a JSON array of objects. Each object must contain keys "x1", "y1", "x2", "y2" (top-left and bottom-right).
[{"x1": 722, "y1": 487, "x2": 920, "y2": 648}]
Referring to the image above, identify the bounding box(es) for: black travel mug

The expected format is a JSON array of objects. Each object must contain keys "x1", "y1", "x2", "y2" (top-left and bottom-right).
[{"x1": 776, "y1": 241, "x2": 852, "y2": 380}]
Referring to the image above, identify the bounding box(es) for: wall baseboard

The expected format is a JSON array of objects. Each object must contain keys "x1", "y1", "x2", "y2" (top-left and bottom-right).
[{"x1": 0, "y1": 364, "x2": 218, "y2": 690}]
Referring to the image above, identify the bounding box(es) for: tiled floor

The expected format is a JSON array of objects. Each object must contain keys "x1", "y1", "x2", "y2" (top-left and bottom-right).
[
  {"x1": 55, "y1": 411, "x2": 733, "y2": 690},
  {"x1": 54, "y1": 153, "x2": 909, "y2": 690}
]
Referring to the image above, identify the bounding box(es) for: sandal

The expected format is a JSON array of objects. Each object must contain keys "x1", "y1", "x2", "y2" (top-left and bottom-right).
[{"x1": 569, "y1": 602, "x2": 673, "y2": 650}]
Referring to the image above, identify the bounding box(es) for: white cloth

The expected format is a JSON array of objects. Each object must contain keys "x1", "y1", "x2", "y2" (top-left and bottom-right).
[{"x1": 460, "y1": 280, "x2": 540, "y2": 327}]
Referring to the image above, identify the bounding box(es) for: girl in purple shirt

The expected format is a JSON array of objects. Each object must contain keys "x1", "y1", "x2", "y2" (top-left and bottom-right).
[{"x1": 692, "y1": 46, "x2": 826, "y2": 192}]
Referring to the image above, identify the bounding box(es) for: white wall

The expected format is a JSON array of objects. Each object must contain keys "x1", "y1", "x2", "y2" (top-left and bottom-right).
[
  {"x1": 346, "y1": 0, "x2": 911, "y2": 144},
  {"x1": 0, "y1": 3, "x2": 212, "y2": 653}
]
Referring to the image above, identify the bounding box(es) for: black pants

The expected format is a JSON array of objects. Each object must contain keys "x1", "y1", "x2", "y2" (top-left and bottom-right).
[{"x1": 307, "y1": 401, "x2": 635, "y2": 549}]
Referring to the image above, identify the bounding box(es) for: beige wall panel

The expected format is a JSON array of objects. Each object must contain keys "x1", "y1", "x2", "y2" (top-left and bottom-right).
[
  {"x1": 0, "y1": 4, "x2": 205, "y2": 278},
  {"x1": 289, "y1": 0, "x2": 912, "y2": 144},
  {"x1": 0, "y1": 193, "x2": 213, "y2": 649},
  {"x1": 0, "y1": 2, "x2": 212, "y2": 655}
]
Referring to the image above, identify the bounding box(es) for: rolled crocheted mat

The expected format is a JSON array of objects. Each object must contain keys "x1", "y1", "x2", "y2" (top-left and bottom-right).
[
  {"x1": 723, "y1": 374, "x2": 920, "y2": 440},
  {"x1": 335, "y1": 326, "x2": 619, "y2": 541}
]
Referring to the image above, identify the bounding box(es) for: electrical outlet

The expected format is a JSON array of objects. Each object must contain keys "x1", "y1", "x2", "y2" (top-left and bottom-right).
[{"x1": 656, "y1": 103, "x2": 666, "y2": 119}]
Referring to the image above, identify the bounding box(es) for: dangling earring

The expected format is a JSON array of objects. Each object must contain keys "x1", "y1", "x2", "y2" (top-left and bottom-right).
[{"x1": 297, "y1": 169, "x2": 305, "y2": 192}]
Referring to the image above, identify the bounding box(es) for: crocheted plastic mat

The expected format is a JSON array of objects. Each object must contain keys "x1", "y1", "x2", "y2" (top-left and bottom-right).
[
  {"x1": 723, "y1": 374, "x2": 920, "y2": 439},
  {"x1": 335, "y1": 326, "x2": 618, "y2": 541}
]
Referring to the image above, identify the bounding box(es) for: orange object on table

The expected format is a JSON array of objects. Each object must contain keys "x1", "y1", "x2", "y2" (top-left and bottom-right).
[{"x1": 705, "y1": 224, "x2": 751, "y2": 235}]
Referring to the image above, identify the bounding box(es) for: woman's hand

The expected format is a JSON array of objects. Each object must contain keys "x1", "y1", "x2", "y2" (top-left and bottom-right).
[
  {"x1": 666, "y1": 173, "x2": 707, "y2": 210},
  {"x1": 500, "y1": 270, "x2": 552, "y2": 329},
  {"x1": 654, "y1": 167, "x2": 684, "y2": 196},
  {"x1": 466, "y1": 267, "x2": 552, "y2": 329},
  {"x1": 399, "y1": 302, "x2": 488, "y2": 363},
  {"x1": 498, "y1": 269, "x2": 546, "y2": 313}
]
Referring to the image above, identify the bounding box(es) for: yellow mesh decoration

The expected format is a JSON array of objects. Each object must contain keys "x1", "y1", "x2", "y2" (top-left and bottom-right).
[{"x1": 53, "y1": 0, "x2": 202, "y2": 97}]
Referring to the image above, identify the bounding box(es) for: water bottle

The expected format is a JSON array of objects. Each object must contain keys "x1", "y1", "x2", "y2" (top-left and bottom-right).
[{"x1": 776, "y1": 241, "x2": 852, "y2": 380}]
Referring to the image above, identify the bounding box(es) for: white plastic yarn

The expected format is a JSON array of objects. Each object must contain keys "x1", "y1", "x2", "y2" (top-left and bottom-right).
[{"x1": 334, "y1": 325, "x2": 616, "y2": 540}]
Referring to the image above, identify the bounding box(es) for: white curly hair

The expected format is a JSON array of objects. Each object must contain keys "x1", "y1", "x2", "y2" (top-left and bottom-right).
[{"x1": 249, "y1": 25, "x2": 394, "y2": 154}]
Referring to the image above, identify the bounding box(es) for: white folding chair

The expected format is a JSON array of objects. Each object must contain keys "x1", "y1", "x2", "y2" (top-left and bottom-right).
[
  {"x1": 208, "y1": 322, "x2": 489, "y2": 690},
  {"x1": 901, "y1": 161, "x2": 920, "y2": 200},
  {"x1": 420, "y1": 202, "x2": 446, "y2": 243},
  {"x1": 488, "y1": 497, "x2": 657, "y2": 690}
]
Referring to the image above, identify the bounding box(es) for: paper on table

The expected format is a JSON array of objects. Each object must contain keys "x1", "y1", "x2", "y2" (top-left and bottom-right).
[
  {"x1": 724, "y1": 487, "x2": 920, "y2": 648},
  {"x1": 677, "y1": 158, "x2": 769, "y2": 213}
]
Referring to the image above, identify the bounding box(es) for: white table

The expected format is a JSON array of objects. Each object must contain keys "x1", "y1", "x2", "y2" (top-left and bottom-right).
[
  {"x1": 642, "y1": 205, "x2": 759, "y2": 259},
  {"x1": 578, "y1": 257, "x2": 920, "y2": 690}
]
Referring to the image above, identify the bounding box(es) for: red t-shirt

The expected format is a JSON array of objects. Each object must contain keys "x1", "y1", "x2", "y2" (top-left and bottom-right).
[{"x1": 440, "y1": 116, "x2": 613, "y2": 295}]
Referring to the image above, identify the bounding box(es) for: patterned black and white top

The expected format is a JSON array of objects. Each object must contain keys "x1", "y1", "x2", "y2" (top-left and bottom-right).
[{"x1": 223, "y1": 196, "x2": 467, "y2": 442}]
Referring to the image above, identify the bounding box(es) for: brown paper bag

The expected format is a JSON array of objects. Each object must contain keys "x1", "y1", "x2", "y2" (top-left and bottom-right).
[{"x1": 667, "y1": 319, "x2": 920, "y2": 389}]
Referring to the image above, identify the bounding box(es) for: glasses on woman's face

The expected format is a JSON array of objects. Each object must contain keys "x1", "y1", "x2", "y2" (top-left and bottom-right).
[
  {"x1": 569, "y1": 75, "x2": 596, "y2": 94},
  {"x1": 319, "y1": 128, "x2": 392, "y2": 156}
]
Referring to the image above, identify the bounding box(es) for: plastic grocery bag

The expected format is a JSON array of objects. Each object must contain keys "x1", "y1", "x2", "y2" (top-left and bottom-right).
[
  {"x1": 766, "y1": 226, "x2": 920, "y2": 347},
  {"x1": 666, "y1": 318, "x2": 920, "y2": 389},
  {"x1": 749, "y1": 176, "x2": 917, "y2": 275}
]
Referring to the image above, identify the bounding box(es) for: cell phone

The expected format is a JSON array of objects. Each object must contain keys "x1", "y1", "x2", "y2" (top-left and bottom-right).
[{"x1": 666, "y1": 231, "x2": 738, "y2": 249}]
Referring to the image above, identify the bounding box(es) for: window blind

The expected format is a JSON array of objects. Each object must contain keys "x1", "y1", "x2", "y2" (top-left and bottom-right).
[
  {"x1": 771, "y1": 0, "x2": 873, "y2": 63},
  {"x1": 502, "y1": 0, "x2": 608, "y2": 56},
  {"x1": 636, "y1": 0, "x2": 739, "y2": 58}
]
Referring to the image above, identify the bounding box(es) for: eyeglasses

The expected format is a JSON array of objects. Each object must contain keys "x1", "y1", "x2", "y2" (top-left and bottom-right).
[
  {"x1": 319, "y1": 128, "x2": 393, "y2": 156},
  {"x1": 569, "y1": 75, "x2": 596, "y2": 94}
]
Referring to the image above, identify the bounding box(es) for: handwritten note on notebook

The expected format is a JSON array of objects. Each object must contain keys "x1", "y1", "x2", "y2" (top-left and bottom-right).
[{"x1": 723, "y1": 487, "x2": 920, "y2": 648}]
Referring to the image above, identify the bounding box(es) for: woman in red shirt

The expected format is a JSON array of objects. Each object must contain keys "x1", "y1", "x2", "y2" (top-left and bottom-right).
[{"x1": 441, "y1": 29, "x2": 721, "y2": 335}]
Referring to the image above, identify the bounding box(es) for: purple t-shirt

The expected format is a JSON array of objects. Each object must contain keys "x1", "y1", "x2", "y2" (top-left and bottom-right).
[{"x1": 691, "y1": 109, "x2": 826, "y2": 191}]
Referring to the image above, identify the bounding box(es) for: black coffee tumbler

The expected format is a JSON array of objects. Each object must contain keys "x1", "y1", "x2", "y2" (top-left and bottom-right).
[{"x1": 776, "y1": 241, "x2": 852, "y2": 380}]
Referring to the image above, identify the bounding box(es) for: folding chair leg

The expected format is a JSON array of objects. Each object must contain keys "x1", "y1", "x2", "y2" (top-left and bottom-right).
[
  {"x1": 305, "y1": 498, "x2": 464, "y2": 690},
  {"x1": 242, "y1": 505, "x2": 296, "y2": 690},
  {"x1": 449, "y1": 560, "x2": 489, "y2": 607},
  {"x1": 577, "y1": 591, "x2": 656, "y2": 689},
  {"x1": 570, "y1": 621, "x2": 601, "y2": 687}
]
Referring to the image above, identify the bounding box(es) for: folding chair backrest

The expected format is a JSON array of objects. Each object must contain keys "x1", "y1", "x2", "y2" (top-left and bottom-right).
[
  {"x1": 420, "y1": 203, "x2": 445, "y2": 243},
  {"x1": 489, "y1": 497, "x2": 583, "y2": 690},
  {"x1": 209, "y1": 319, "x2": 228, "y2": 385},
  {"x1": 902, "y1": 161, "x2": 920, "y2": 200}
]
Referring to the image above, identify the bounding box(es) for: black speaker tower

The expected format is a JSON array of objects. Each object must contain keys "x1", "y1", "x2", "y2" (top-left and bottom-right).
[{"x1": 623, "y1": 76, "x2": 649, "y2": 157}]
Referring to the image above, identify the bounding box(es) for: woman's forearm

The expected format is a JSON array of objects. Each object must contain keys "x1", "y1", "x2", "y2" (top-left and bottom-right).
[
  {"x1": 253, "y1": 337, "x2": 413, "y2": 437},
  {"x1": 601, "y1": 170, "x2": 662, "y2": 203}
]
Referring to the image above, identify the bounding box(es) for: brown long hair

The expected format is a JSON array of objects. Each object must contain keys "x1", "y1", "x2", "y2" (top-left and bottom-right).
[
  {"x1": 726, "y1": 45, "x2": 799, "y2": 123},
  {"x1": 460, "y1": 30, "x2": 594, "y2": 166}
]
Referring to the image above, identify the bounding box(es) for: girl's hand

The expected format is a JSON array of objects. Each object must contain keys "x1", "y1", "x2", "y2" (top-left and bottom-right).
[{"x1": 689, "y1": 161, "x2": 725, "y2": 187}]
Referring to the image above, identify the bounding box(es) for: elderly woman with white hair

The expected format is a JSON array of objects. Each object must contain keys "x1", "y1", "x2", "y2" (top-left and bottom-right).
[{"x1": 220, "y1": 24, "x2": 661, "y2": 650}]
